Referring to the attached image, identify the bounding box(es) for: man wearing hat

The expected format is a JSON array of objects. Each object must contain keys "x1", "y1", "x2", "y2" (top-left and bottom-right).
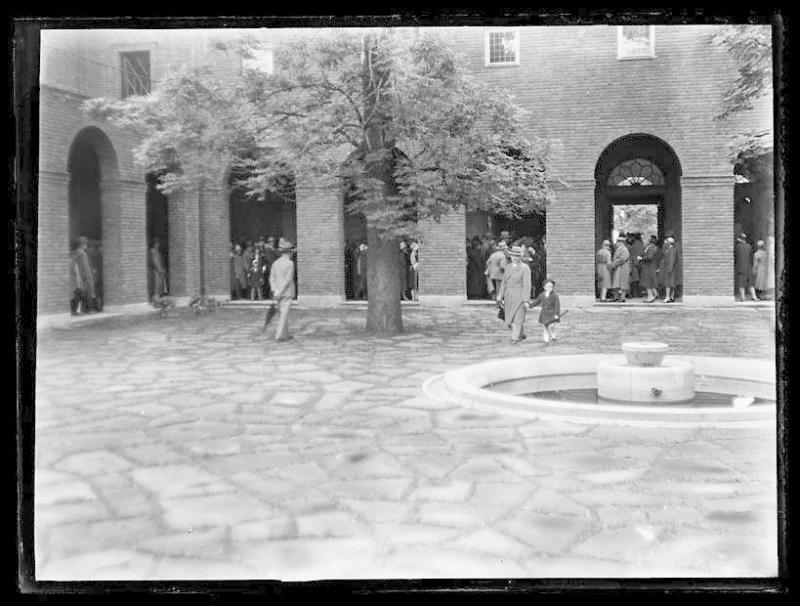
[
  {"x1": 269, "y1": 238, "x2": 296, "y2": 342},
  {"x1": 71, "y1": 236, "x2": 96, "y2": 313},
  {"x1": 497, "y1": 245, "x2": 531, "y2": 343},
  {"x1": 735, "y1": 232, "x2": 758, "y2": 302},
  {"x1": 485, "y1": 241, "x2": 509, "y2": 297}
]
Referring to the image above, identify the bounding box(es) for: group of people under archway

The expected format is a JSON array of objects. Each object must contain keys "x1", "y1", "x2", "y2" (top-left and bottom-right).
[
  {"x1": 467, "y1": 231, "x2": 547, "y2": 301},
  {"x1": 344, "y1": 238, "x2": 420, "y2": 302},
  {"x1": 230, "y1": 236, "x2": 296, "y2": 301}
]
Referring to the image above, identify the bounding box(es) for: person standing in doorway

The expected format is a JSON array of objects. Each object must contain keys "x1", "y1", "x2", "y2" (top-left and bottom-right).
[
  {"x1": 149, "y1": 238, "x2": 168, "y2": 301},
  {"x1": 269, "y1": 238, "x2": 296, "y2": 342},
  {"x1": 73, "y1": 236, "x2": 97, "y2": 313},
  {"x1": 611, "y1": 238, "x2": 631, "y2": 302},
  {"x1": 752, "y1": 240, "x2": 768, "y2": 300},
  {"x1": 596, "y1": 239, "x2": 613, "y2": 302},
  {"x1": 485, "y1": 241, "x2": 508, "y2": 297},
  {"x1": 355, "y1": 242, "x2": 368, "y2": 300},
  {"x1": 638, "y1": 235, "x2": 660, "y2": 303},
  {"x1": 735, "y1": 232, "x2": 758, "y2": 302},
  {"x1": 231, "y1": 244, "x2": 248, "y2": 300},
  {"x1": 629, "y1": 233, "x2": 645, "y2": 299},
  {"x1": 660, "y1": 235, "x2": 679, "y2": 303},
  {"x1": 497, "y1": 245, "x2": 531, "y2": 344},
  {"x1": 409, "y1": 241, "x2": 420, "y2": 302}
]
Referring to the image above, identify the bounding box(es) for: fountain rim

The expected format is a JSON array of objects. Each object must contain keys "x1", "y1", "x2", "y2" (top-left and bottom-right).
[{"x1": 423, "y1": 353, "x2": 775, "y2": 426}]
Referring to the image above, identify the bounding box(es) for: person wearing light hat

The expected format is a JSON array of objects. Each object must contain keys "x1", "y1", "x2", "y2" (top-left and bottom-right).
[
  {"x1": 595, "y1": 239, "x2": 613, "y2": 302},
  {"x1": 497, "y1": 245, "x2": 531, "y2": 343},
  {"x1": 485, "y1": 241, "x2": 509, "y2": 297},
  {"x1": 269, "y1": 238, "x2": 296, "y2": 342}
]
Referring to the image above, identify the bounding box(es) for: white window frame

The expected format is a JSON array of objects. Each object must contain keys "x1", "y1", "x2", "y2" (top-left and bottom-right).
[
  {"x1": 617, "y1": 25, "x2": 656, "y2": 60},
  {"x1": 485, "y1": 29, "x2": 520, "y2": 67}
]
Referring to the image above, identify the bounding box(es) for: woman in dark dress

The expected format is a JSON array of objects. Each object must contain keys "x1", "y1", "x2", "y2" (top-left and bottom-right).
[{"x1": 467, "y1": 239, "x2": 485, "y2": 299}]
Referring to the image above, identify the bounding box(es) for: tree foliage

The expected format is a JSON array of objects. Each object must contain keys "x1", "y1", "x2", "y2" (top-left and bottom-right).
[{"x1": 84, "y1": 29, "x2": 554, "y2": 239}]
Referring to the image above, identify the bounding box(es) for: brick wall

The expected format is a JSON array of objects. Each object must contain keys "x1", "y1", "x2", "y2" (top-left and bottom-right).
[
  {"x1": 546, "y1": 183, "x2": 595, "y2": 296},
  {"x1": 200, "y1": 182, "x2": 231, "y2": 297},
  {"x1": 417, "y1": 208, "x2": 467, "y2": 298},
  {"x1": 166, "y1": 188, "x2": 201, "y2": 297},
  {"x1": 295, "y1": 175, "x2": 345, "y2": 299}
]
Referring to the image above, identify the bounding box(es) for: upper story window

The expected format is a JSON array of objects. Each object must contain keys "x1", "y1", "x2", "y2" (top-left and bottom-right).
[
  {"x1": 617, "y1": 25, "x2": 655, "y2": 60},
  {"x1": 485, "y1": 30, "x2": 519, "y2": 66},
  {"x1": 120, "y1": 51, "x2": 151, "y2": 98},
  {"x1": 242, "y1": 48, "x2": 274, "y2": 74}
]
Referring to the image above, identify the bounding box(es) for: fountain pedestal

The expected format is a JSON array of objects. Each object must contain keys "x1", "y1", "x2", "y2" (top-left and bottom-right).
[{"x1": 597, "y1": 342, "x2": 695, "y2": 404}]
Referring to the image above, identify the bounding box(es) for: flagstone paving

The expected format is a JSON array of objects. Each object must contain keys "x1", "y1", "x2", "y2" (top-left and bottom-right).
[{"x1": 32, "y1": 305, "x2": 778, "y2": 580}]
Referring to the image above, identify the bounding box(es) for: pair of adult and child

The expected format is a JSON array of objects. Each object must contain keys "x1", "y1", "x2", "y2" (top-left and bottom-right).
[{"x1": 496, "y1": 245, "x2": 561, "y2": 346}]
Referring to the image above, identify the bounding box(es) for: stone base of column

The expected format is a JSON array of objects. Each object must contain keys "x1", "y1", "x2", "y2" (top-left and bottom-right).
[
  {"x1": 682, "y1": 295, "x2": 737, "y2": 307},
  {"x1": 418, "y1": 295, "x2": 464, "y2": 307},
  {"x1": 297, "y1": 295, "x2": 343, "y2": 308},
  {"x1": 560, "y1": 295, "x2": 596, "y2": 309},
  {"x1": 103, "y1": 302, "x2": 154, "y2": 316}
]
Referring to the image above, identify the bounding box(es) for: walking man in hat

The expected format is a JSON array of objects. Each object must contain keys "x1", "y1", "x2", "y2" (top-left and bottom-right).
[
  {"x1": 497, "y1": 245, "x2": 531, "y2": 343},
  {"x1": 269, "y1": 238, "x2": 296, "y2": 342}
]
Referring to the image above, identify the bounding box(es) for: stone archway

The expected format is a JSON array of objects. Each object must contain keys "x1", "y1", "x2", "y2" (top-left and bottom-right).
[
  {"x1": 595, "y1": 134, "x2": 683, "y2": 301},
  {"x1": 67, "y1": 127, "x2": 120, "y2": 310}
]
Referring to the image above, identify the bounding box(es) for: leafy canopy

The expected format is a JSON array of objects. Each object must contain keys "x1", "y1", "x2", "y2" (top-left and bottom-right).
[{"x1": 84, "y1": 29, "x2": 554, "y2": 239}]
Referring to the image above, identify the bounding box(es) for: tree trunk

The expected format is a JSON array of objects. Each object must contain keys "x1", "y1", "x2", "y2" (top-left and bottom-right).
[{"x1": 365, "y1": 227, "x2": 403, "y2": 334}]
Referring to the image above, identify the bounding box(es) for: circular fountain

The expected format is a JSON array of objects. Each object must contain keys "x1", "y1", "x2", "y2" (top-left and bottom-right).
[{"x1": 422, "y1": 342, "x2": 775, "y2": 427}]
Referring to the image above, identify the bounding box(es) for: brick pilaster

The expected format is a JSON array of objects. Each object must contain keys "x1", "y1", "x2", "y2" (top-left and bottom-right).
[
  {"x1": 417, "y1": 208, "x2": 466, "y2": 302},
  {"x1": 167, "y1": 187, "x2": 201, "y2": 297}
]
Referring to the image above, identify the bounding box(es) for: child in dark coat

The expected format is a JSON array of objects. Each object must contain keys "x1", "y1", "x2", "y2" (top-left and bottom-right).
[{"x1": 526, "y1": 279, "x2": 561, "y2": 345}]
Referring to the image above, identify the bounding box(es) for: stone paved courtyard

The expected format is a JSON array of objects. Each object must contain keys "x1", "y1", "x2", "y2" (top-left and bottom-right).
[{"x1": 33, "y1": 304, "x2": 778, "y2": 580}]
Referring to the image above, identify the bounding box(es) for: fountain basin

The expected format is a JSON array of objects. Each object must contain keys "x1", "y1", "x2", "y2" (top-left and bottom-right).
[
  {"x1": 423, "y1": 354, "x2": 775, "y2": 427},
  {"x1": 622, "y1": 341, "x2": 669, "y2": 366},
  {"x1": 597, "y1": 357, "x2": 695, "y2": 403}
]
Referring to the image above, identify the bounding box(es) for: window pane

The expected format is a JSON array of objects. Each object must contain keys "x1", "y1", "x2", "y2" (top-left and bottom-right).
[
  {"x1": 121, "y1": 51, "x2": 151, "y2": 98},
  {"x1": 619, "y1": 25, "x2": 653, "y2": 58},
  {"x1": 488, "y1": 31, "x2": 517, "y2": 64}
]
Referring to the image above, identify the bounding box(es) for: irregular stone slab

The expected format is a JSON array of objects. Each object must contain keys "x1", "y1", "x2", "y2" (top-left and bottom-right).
[
  {"x1": 35, "y1": 469, "x2": 77, "y2": 487},
  {"x1": 151, "y1": 556, "x2": 261, "y2": 580},
  {"x1": 634, "y1": 480, "x2": 764, "y2": 498},
  {"x1": 233, "y1": 537, "x2": 384, "y2": 581},
  {"x1": 101, "y1": 487, "x2": 156, "y2": 519},
  {"x1": 295, "y1": 510, "x2": 370, "y2": 538},
  {"x1": 313, "y1": 393, "x2": 350, "y2": 410},
  {"x1": 523, "y1": 489, "x2": 592, "y2": 517},
  {"x1": 448, "y1": 457, "x2": 529, "y2": 484},
  {"x1": 401, "y1": 454, "x2": 458, "y2": 480},
  {"x1": 321, "y1": 478, "x2": 413, "y2": 501},
  {"x1": 435, "y1": 427, "x2": 520, "y2": 444},
  {"x1": 641, "y1": 531, "x2": 777, "y2": 577},
  {"x1": 519, "y1": 555, "x2": 644, "y2": 578},
  {"x1": 436, "y1": 409, "x2": 524, "y2": 428},
  {"x1": 383, "y1": 547, "x2": 530, "y2": 579},
  {"x1": 340, "y1": 499, "x2": 413, "y2": 524},
  {"x1": 140, "y1": 527, "x2": 229, "y2": 561},
  {"x1": 36, "y1": 500, "x2": 111, "y2": 527},
  {"x1": 183, "y1": 439, "x2": 244, "y2": 456},
  {"x1": 161, "y1": 493, "x2": 275, "y2": 530},
  {"x1": 393, "y1": 395, "x2": 456, "y2": 411},
  {"x1": 469, "y1": 482, "x2": 535, "y2": 507},
  {"x1": 120, "y1": 443, "x2": 188, "y2": 466},
  {"x1": 231, "y1": 515, "x2": 297, "y2": 542},
  {"x1": 131, "y1": 465, "x2": 234, "y2": 500},
  {"x1": 276, "y1": 363, "x2": 321, "y2": 372},
  {"x1": 448, "y1": 527, "x2": 538, "y2": 560},
  {"x1": 36, "y1": 481, "x2": 98, "y2": 506},
  {"x1": 153, "y1": 420, "x2": 241, "y2": 442},
  {"x1": 649, "y1": 458, "x2": 740, "y2": 479},
  {"x1": 579, "y1": 468, "x2": 648, "y2": 485},
  {"x1": 323, "y1": 381, "x2": 374, "y2": 393},
  {"x1": 267, "y1": 392, "x2": 316, "y2": 406},
  {"x1": 321, "y1": 451, "x2": 411, "y2": 480},
  {"x1": 573, "y1": 526, "x2": 665, "y2": 562},
  {"x1": 372, "y1": 522, "x2": 462, "y2": 545},
  {"x1": 410, "y1": 480, "x2": 473, "y2": 503},
  {"x1": 54, "y1": 451, "x2": 134, "y2": 476},
  {"x1": 495, "y1": 511, "x2": 595, "y2": 555},
  {"x1": 37, "y1": 549, "x2": 158, "y2": 581},
  {"x1": 570, "y1": 488, "x2": 670, "y2": 507},
  {"x1": 275, "y1": 461, "x2": 330, "y2": 483},
  {"x1": 417, "y1": 502, "x2": 509, "y2": 529},
  {"x1": 495, "y1": 455, "x2": 552, "y2": 478}
]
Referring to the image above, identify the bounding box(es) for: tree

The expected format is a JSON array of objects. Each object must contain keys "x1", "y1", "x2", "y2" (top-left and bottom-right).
[
  {"x1": 85, "y1": 29, "x2": 554, "y2": 334},
  {"x1": 709, "y1": 25, "x2": 773, "y2": 166}
]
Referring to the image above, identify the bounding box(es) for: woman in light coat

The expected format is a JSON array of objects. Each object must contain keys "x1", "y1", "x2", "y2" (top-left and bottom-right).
[
  {"x1": 497, "y1": 246, "x2": 531, "y2": 344},
  {"x1": 752, "y1": 240, "x2": 769, "y2": 298},
  {"x1": 611, "y1": 239, "x2": 631, "y2": 302}
]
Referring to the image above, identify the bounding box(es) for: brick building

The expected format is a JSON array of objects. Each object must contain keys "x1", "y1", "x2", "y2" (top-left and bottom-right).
[{"x1": 37, "y1": 25, "x2": 774, "y2": 326}]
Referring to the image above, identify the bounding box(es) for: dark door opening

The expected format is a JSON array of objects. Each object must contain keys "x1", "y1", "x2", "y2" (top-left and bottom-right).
[{"x1": 146, "y1": 173, "x2": 169, "y2": 300}]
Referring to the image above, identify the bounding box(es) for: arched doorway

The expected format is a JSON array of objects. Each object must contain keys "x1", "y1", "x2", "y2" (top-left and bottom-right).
[
  {"x1": 146, "y1": 172, "x2": 169, "y2": 300},
  {"x1": 595, "y1": 134, "x2": 682, "y2": 302},
  {"x1": 67, "y1": 127, "x2": 119, "y2": 312},
  {"x1": 228, "y1": 168, "x2": 297, "y2": 300}
]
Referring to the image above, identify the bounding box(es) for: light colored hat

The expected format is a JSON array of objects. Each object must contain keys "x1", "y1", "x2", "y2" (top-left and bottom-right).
[
  {"x1": 602, "y1": 239, "x2": 610, "y2": 247},
  {"x1": 498, "y1": 241, "x2": 508, "y2": 250},
  {"x1": 508, "y1": 245, "x2": 524, "y2": 257},
  {"x1": 277, "y1": 238, "x2": 295, "y2": 252}
]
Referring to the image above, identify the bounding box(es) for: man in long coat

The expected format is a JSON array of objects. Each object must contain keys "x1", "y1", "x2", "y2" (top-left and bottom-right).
[
  {"x1": 497, "y1": 245, "x2": 531, "y2": 343},
  {"x1": 611, "y1": 239, "x2": 631, "y2": 302},
  {"x1": 735, "y1": 233, "x2": 758, "y2": 302},
  {"x1": 485, "y1": 242, "x2": 508, "y2": 296},
  {"x1": 660, "y1": 236, "x2": 679, "y2": 303},
  {"x1": 149, "y1": 239, "x2": 167, "y2": 301},
  {"x1": 269, "y1": 238, "x2": 297, "y2": 342},
  {"x1": 73, "y1": 236, "x2": 96, "y2": 312}
]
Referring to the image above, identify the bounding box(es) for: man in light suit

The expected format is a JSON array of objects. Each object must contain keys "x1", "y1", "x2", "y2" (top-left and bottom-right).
[{"x1": 269, "y1": 238, "x2": 296, "y2": 342}]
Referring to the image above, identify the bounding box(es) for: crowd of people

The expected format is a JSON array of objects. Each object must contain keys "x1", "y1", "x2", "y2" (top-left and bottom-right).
[
  {"x1": 344, "y1": 239, "x2": 420, "y2": 302},
  {"x1": 466, "y1": 230, "x2": 548, "y2": 301},
  {"x1": 595, "y1": 231, "x2": 682, "y2": 303},
  {"x1": 230, "y1": 236, "x2": 297, "y2": 301}
]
